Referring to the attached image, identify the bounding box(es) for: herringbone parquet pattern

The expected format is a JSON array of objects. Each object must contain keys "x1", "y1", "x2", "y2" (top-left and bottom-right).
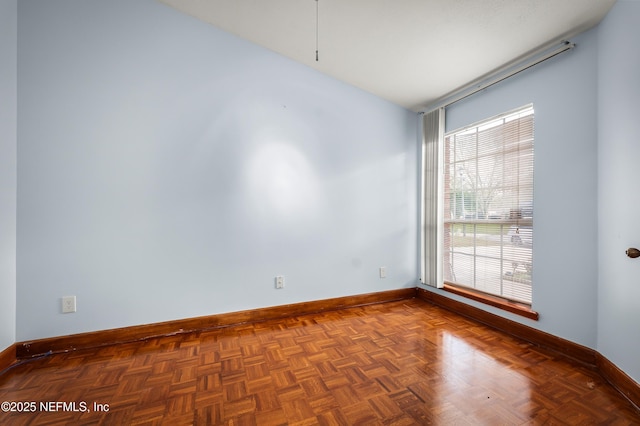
[{"x1": 1, "y1": 299, "x2": 638, "y2": 425}]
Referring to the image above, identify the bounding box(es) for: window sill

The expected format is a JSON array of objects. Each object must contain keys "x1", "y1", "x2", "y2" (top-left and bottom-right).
[{"x1": 443, "y1": 283, "x2": 539, "y2": 321}]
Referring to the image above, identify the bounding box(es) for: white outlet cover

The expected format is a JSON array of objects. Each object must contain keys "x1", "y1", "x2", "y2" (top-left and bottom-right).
[
  {"x1": 379, "y1": 267, "x2": 386, "y2": 278},
  {"x1": 62, "y1": 295, "x2": 76, "y2": 313}
]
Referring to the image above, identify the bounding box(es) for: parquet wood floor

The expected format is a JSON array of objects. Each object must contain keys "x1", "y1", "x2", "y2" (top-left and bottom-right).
[{"x1": 1, "y1": 299, "x2": 638, "y2": 425}]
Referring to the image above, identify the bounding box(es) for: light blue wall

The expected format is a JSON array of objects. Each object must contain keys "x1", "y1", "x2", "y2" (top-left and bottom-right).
[
  {"x1": 597, "y1": 0, "x2": 640, "y2": 383},
  {"x1": 422, "y1": 29, "x2": 600, "y2": 348},
  {"x1": 420, "y1": 3, "x2": 640, "y2": 383},
  {"x1": 0, "y1": 0, "x2": 17, "y2": 352},
  {"x1": 16, "y1": 0, "x2": 418, "y2": 341}
]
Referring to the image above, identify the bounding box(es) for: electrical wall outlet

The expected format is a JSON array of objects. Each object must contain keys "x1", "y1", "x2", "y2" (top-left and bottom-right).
[
  {"x1": 275, "y1": 276, "x2": 285, "y2": 289},
  {"x1": 379, "y1": 267, "x2": 386, "y2": 278},
  {"x1": 62, "y1": 295, "x2": 76, "y2": 313}
]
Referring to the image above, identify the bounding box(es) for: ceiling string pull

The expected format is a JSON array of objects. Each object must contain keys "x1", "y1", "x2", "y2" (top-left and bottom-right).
[{"x1": 315, "y1": 0, "x2": 319, "y2": 61}]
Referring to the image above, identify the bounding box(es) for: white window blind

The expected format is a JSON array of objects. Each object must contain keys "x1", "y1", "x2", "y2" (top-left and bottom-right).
[{"x1": 443, "y1": 105, "x2": 534, "y2": 304}]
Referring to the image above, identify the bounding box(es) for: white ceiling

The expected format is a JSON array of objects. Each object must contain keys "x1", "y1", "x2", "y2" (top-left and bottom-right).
[{"x1": 158, "y1": 0, "x2": 616, "y2": 112}]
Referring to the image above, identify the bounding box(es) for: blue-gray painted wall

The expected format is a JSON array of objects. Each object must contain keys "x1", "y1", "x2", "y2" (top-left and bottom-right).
[
  {"x1": 0, "y1": 0, "x2": 17, "y2": 352},
  {"x1": 597, "y1": 0, "x2": 640, "y2": 383},
  {"x1": 423, "y1": 0, "x2": 640, "y2": 382},
  {"x1": 15, "y1": 0, "x2": 418, "y2": 341},
  {"x1": 432, "y1": 28, "x2": 600, "y2": 348}
]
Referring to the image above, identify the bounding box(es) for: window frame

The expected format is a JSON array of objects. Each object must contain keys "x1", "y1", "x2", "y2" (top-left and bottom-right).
[{"x1": 441, "y1": 105, "x2": 537, "y2": 317}]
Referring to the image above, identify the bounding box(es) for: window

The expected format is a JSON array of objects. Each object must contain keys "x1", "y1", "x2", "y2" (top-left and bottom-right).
[{"x1": 443, "y1": 105, "x2": 534, "y2": 305}]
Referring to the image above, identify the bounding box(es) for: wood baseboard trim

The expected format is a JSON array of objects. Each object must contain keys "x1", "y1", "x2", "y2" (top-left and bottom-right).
[
  {"x1": 16, "y1": 288, "x2": 416, "y2": 359},
  {"x1": 597, "y1": 352, "x2": 640, "y2": 411},
  {"x1": 416, "y1": 287, "x2": 596, "y2": 366},
  {"x1": 416, "y1": 286, "x2": 640, "y2": 409},
  {"x1": 0, "y1": 344, "x2": 17, "y2": 373}
]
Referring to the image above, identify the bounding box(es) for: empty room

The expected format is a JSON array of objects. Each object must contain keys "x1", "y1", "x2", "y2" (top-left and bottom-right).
[{"x1": 1, "y1": 0, "x2": 639, "y2": 424}]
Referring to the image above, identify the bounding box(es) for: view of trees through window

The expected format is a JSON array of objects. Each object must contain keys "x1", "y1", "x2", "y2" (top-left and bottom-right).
[{"x1": 443, "y1": 105, "x2": 534, "y2": 304}]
